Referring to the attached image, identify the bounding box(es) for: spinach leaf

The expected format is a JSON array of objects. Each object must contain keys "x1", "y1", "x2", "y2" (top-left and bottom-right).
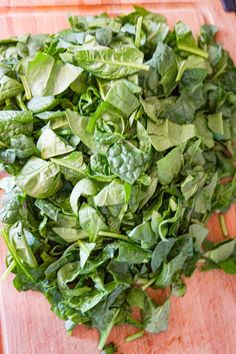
[
  {"x1": 70, "y1": 47, "x2": 149, "y2": 79},
  {"x1": 79, "y1": 203, "x2": 109, "y2": 241},
  {"x1": 1, "y1": 8, "x2": 236, "y2": 352},
  {"x1": 151, "y1": 238, "x2": 176, "y2": 272},
  {"x1": 175, "y1": 22, "x2": 208, "y2": 58},
  {"x1": 27, "y1": 52, "x2": 83, "y2": 96},
  {"x1": 37, "y1": 127, "x2": 75, "y2": 159},
  {"x1": 157, "y1": 147, "x2": 183, "y2": 185},
  {"x1": 204, "y1": 240, "x2": 236, "y2": 264},
  {"x1": 16, "y1": 157, "x2": 62, "y2": 198},
  {"x1": 108, "y1": 141, "x2": 150, "y2": 184},
  {"x1": 0, "y1": 110, "x2": 33, "y2": 145},
  {"x1": 150, "y1": 42, "x2": 177, "y2": 96},
  {"x1": 144, "y1": 298, "x2": 170, "y2": 333},
  {"x1": 94, "y1": 180, "x2": 128, "y2": 207},
  {"x1": 147, "y1": 119, "x2": 196, "y2": 151},
  {"x1": 70, "y1": 178, "x2": 98, "y2": 214},
  {"x1": 0, "y1": 75, "x2": 23, "y2": 101},
  {"x1": 105, "y1": 80, "x2": 140, "y2": 117}
]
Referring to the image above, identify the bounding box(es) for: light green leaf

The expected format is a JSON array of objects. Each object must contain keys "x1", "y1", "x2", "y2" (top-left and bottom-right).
[
  {"x1": 70, "y1": 178, "x2": 98, "y2": 215},
  {"x1": 157, "y1": 147, "x2": 183, "y2": 185},
  {"x1": 37, "y1": 128, "x2": 75, "y2": 159},
  {"x1": 147, "y1": 119, "x2": 195, "y2": 152}
]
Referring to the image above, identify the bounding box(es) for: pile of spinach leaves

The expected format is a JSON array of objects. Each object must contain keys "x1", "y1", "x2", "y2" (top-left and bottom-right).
[{"x1": 0, "y1": 7, "x2": 236, "y2": 352}]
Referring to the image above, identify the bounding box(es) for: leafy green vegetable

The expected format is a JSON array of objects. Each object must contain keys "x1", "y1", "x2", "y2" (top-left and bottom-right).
[
  {"x1": 0, "y1": 7, "x2": 236, "y2": 352},
  {"x1": 150, "y1": 42, "x2": 177, "y2": 96},
  {"x1": 69, "y1": 46, "x2": 149, "y2": 79},
  {"x1": 175, "y1": 21, "x2": 208, "y2": 58},
  {"x1": 15, "y1": 157, "x2": 62, "y2": 198},
  {"x1": 157, "y1": 147, "x2": 183, "y2": 185},
  {"x1": 37, "y1": 127, "x2": 75, "y2": 159},
  {"x1": 27, "y1": 52, "x2": 83, "y2": 96},
  {"x1": 70, "y1": 178, "x2": 98, "y2": 214},
  {"x1": 105, "y1": 80, "x2": 140, "y2": 117},
  {"x1": 147, "y1": 119, "x2": 195, "y2": 151}
]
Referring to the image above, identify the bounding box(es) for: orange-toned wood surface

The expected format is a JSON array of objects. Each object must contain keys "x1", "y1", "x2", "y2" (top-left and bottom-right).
[{"x1": 0, "y1": 1, "x2": 236, "y2": 354}]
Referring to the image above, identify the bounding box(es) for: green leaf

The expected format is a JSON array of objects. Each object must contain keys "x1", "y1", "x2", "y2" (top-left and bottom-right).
[
  {"x1": 77, "y1": 240, "x2": 96, "y2": 269},
  {"x1": 10, "y1": 135, "x2": 37, "y2": 159},
  {"x1": 175, "y1": 21, "x2": 208, "y2": 58},
  {"x1": 194, "y1": 172, "x2": 218, "y2": 214},
  {"x1": 51, "y1": 151, "x2": 86, "y2": 184},
  {"x1": 94, "y1": 180, "x2": 127, "y2": 207},
  {"x1": 71, "y1": 46, "x2": 149, "y2": 79},
  {"x1": 176, "y1": 55, "x2": 212, "y2": 82},
  {"x1": 26, "y1": 52, "x2": 83, "y2": 96},
  {"x1": 144, "y1": 298, "x2": 170, "y2": 333},
  {"x1": 108, "y1": 142, "x2": 149, "y2": 184},
  {"x1": 37, "y1": 127, "x2": 75, "y2": 159},
  {"x1": 79, "y1": 203, "x2": 109, "y2": 241},
  {"x1": 194, "y1": 114, "x2": 214, "y2": 148},
  {"x1": 27, "y1": 96, "x2": 60, "y2": 113},
  {"x1": 0, "y1": 75, "x2": 23, "y2": 101},
  {"x1": 189, "y1": 223, "x2": 208, "y2": 249},
  {"x1": 70, "y1": 178, "x2": 98, "y2": 214},
  {"x1": 16, "y1": 157, "x2": 62, "y2": 198},
  {"x1": 117, "y1": 241, "x2": 151, "y2": 264},
  {"x1": 181, "y1": 172, "x2": 207, "y2": 202},
  {"x1": 204, "y1": 240, "x2": 236, "y2": 264},
  {"x1": 0, "y1": 186, "x2": 25, "y2": 224},
  {"x1": 150, "y1": 42, "x2": 177, "y2": 96},
  {"x1": 199, "y1": 24, "x2": 217, "y2": 45},
  {"x1": 151, "y1": 238, "x2": 176, "y2": 272},
  {"x1": 155, "y1": 238, "x2": 192, "y2": 287},
  {"x1": 52, "y1": 228, "x2": 88, "y2": 243},
  {"x1": 207, "y1": 112, "x2": 227, "y2": 140},
  {"x1": 66, "y1": 109, "x2": 96, "y2": 150},
  {"x1": 0, "y1": 110, "x2": 33, "y2": 145},
  {"x1": 157, "y1": 147, "x2": 183, "y2": 185},
  {"x1": 147, "y1": 119, "x2": 195, "y2": 152},
  {"x1": 9, "y1": 222, "x2": 38, "y2": 269},
  {"x1": 105, "y1": 80, "x2": 140, "y2": 117},
  {"x1": 128, "y1": 221, "x2": 156, "y2": 248}
]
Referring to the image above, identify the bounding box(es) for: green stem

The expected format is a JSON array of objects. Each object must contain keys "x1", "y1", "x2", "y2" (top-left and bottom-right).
[
  {"x1": 16, "y1": 94, "x2": 27, "y2": 111},
  {"x1": 219, "y1": 214, "x2": 228, "y2": 238},
  {"x1": 1, "y1": 228, "x2": 34, "y2": 282},
  {"x1": 135, "y1": 16, "x2": 143, "y2": 48},
  {"x1": 0, "y1": 261, "x2": 15, "y2": 282},
  {"x1": 98, "y1": 308, "x2": 120, "y2": 351},
  {"x1": 176, "y1": 60, "x2": 186, "y2": 82},
  {"x1": 178, "y1": 44, "x2": 208, "y2": 59},
  {"x1": 19, "y1": 75, "x2": 32, "y2": 100},
  {"x1": 212, "y1": 62, "x2": 227, "y2": 81},
  {"x1": 98, "y1": 230, "x2": 130, "y2": 241},
  {"x1": 126, "y1": 330, "x2": 144, "y2": 343},
  {"x1": 141, "y1": 276, "x2": 157, "y2": 291}
]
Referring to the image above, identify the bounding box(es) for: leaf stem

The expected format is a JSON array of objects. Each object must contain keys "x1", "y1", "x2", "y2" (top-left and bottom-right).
[
  {"x1": 19, "y1": 75, "x2": 32, "y2": 100},
  {"x1": 0, "y1": 261, "x2": 15, "y2": 282},
  {"x1": 178, "y1": 44, "x2": 208, "y2": 59},
  {"x1": 141, "y1": 276, "x2": 157, "y2": 291},
  {"x1": 98, "y1": 230, "x2": 130, "y2": 241},
  {"x1": 126, "y1": 330, "x2": 144, "y2": 343},
  {"x1": 219, "y1": 214, "x2": 228, "y2": 238},
  {"x1": 135, "y1": 16, "x2": 143, "y2": 48},
  {"x1": 98, "y1": 308, "x2": 120, "y2": 351},
  {"x1": 1, "y1": 227, "x2": 34, "y2": 282}
]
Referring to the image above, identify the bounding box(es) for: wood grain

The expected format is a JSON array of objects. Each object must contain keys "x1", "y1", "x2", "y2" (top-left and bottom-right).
[{"x1": 0, "y1": 1, "x2": 236, "y2": 354}]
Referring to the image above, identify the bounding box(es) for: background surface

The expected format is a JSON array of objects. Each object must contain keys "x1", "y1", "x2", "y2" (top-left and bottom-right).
[{"x1": 0, "y1": 1, "x2": 236, "y2": 353}]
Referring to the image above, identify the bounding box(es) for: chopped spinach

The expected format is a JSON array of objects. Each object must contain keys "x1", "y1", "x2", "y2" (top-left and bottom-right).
[{"x1": 0, "y1": 7, "x2": 236, "y2": 352}]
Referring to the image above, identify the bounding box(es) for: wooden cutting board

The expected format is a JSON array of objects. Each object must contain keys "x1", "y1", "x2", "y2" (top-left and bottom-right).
[{"x1": 0, "y1": 1, "x2": 236, "y2": 354}]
